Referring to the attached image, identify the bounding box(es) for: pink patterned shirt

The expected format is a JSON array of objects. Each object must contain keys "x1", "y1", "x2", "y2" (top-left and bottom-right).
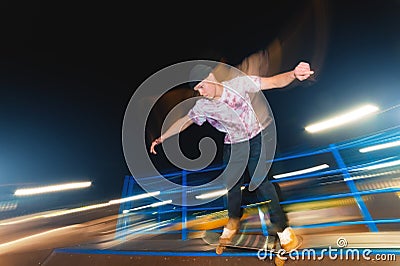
[{"x1": 188, "y1": 75, "x2": 264, "y2": 144}]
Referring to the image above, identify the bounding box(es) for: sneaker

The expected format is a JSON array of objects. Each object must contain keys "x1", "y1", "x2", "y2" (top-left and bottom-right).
[
  {"x1": 274, "y1": 227, "x2": 302, "y2": 266},
  {"x1": 277, "y1": 227, "x2": 302, "y2": 251},
  {"x1": 219, "y1": 217, "x2": 240, "y2": 245},
  {"x1": 274, "y1": 256, "x2": 286, "y2": 266}
]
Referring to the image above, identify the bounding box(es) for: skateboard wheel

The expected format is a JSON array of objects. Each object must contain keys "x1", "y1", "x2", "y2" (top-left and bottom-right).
[{"x1": 216, "y1": 245, "x2": 225, "y2": 255}]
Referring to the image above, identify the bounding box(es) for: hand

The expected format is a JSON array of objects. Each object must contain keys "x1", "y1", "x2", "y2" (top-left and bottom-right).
[
  {"x1": 294, "y1": 62, "x2": 314, "y2": 81},
  {"x1": 150, "y1": 137, "x2": 163, "y2": 154}
]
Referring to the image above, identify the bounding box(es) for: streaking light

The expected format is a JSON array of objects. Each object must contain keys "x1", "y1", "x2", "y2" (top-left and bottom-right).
[
  {"x1": 108, "y1": 191, "x2": 160, "y2": 205},
  {"x1": 0, "y1": 200, "x2": 17, "y2": 212},
  {"x1": 42, "y1": 203, "x2": 111, "y2": 218},
  {"x1": 273, "y1": 164, "x2": 330, "y2": 179},
  {"x1": 0, "y1": 215, "x2": 41, "y2": 226},
  {"x1": 345, "y1": 169, "x2": 400, "y2": 181},
  {"x1": 357, "y1": 159, "x2": 400, "y2": 171},
  {"x1": 14, "y1": 181, "x2": 92, "y2": 196},
  {"x1": 0, "y1": 225, "x2": 78, "y2": 249},
  {"x1": 305, "y1": 104, "x2": 379, "y2": 133},
  {"x1": 123, "y1": 200, "x2": 172, "y2": 213},
  {"x1": 130, "y1": 220, "x2": 171, "y2": 233},
  {"x1": 195, "y1": 189, "x2": 227, "y2": 199},
  {"x1": 195, "y1": 186, "x2": 245, "y2": 199},
  {"x1": 359, "y1": 140, "x2": 400, "y2": 153},
  {"x1": 0, "y1": 191, "x2": 162, "y2": 225}
]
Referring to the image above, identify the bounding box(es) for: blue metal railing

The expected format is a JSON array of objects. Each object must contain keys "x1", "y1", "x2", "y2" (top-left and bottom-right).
[{"x1": 117, "y1": 126, "x2": 400, "y2": 240}]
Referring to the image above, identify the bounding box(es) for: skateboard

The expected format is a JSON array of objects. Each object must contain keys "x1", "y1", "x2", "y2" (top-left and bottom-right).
[
  {"x1": 202, "y1": 230, "x2": 304, "y2": 255},
  {"x1": 167, "y1": 200, "x2": 271, "y2": 232},
  {"x1": 202, "y1": 230, "x2": 279, "y2": 255}
]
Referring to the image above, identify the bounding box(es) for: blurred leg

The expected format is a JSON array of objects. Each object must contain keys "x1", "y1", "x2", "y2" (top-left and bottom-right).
[{"x1": 247, "y1": 132, "x2": 288, "y2": 235}]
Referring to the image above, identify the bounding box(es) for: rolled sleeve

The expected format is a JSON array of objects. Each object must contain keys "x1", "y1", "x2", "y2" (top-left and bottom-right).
[
  {"x1": 244, "y1": 75, "x2": 262, "y2": 93},
  {"x1": 187, "y1": 101, "x2": 206, "y2": 126}
]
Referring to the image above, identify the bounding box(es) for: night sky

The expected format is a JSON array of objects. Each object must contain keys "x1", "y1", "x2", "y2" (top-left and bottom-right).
[{"x1": 0, "y1": 1, "x2": 399, "y2": 211}]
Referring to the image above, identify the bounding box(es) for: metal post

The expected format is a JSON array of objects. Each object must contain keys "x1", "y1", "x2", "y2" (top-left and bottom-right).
[
  {"x1": 329, "y1": 144, "x2": 378, "y2": 232},
  {"x1": 182, "y1": 170, "x2": 188, "y2": 240},
  {"x1": 116, "y1": 175, "x2": 135, "y2": 239},
  {"x1": 257, "y1": 206, "x2": 269, "y2": 236}
]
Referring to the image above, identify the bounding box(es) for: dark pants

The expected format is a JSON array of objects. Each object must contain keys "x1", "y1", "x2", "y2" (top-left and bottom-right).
[{"x1": 223, "y1": 130, "x2": 288, "y2": 233}]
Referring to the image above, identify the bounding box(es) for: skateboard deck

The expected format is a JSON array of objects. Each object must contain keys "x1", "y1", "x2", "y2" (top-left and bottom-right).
[
  {"x1": 202, "y1": 230, "x2": 303, "y2": 255},
  {"x1": 202, "y1": 230, "x2": 279, "y2": 254}
]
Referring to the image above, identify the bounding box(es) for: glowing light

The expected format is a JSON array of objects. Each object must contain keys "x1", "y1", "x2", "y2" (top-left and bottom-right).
[
  {"x1": 196, "y1": 189, "x2": 227, "y2": 199},
  {"x1": 130, "y1": 220, "x2": 171, "y2": 233},
  {"x1": 359, "y1": 140, "x2": 400, "y2": 153},
  {"x1": 123, "y1": 200, "x2": 172, "y2": 213},
  {"x1": 357, "y1": 159, "x2": 400, "y2": 171},
  {"x1": 108, "y1": 191, "x2": 160, "y2": 205},
  {"x1": 0, "y1": 200, "x2": 17, "y2": 212},
  {"x1": 1, "y1": 191, "x2": 162, "y2": 225},
  {"x1": 42, "y1": 203, "x2": 111, "y2": 218},
  {"x1": 195, "y1": 186, "x2": 245, "y2": 200},
  {"x1": 0, "y1": 216, "x2": 40, "y2": 226},
  {"x1": 14, "y1": 181, "x2": 92, "y2": 196},
  {"x1": 0, "y1": 225, "x2": 78, "y2": 249},
  {"x1": 305, "y1": 104, "x2": 379, "y2": 133},
  {"x1": 273, "y1": 164, "x2": 330, "y2": 179},
  {"x1": 150, "y1": 200, "x2": 172, "y2": 207},
  {"x1": 345, "y1": 169, "x2": 400, "y2": 181}
]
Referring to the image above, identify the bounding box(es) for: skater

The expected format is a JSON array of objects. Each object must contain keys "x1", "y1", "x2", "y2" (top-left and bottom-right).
[{"x1": 150, "y1": 61, "x2": 313, "y2": 248}]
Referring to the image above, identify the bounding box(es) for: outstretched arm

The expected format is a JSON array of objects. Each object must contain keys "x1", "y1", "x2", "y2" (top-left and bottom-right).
[
  {"x1": 150, "y1": 115, "x2": 194, "y2": 154},
  {"x1": 260, "y1": 62, "x2": 314, "y2": 90}
]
